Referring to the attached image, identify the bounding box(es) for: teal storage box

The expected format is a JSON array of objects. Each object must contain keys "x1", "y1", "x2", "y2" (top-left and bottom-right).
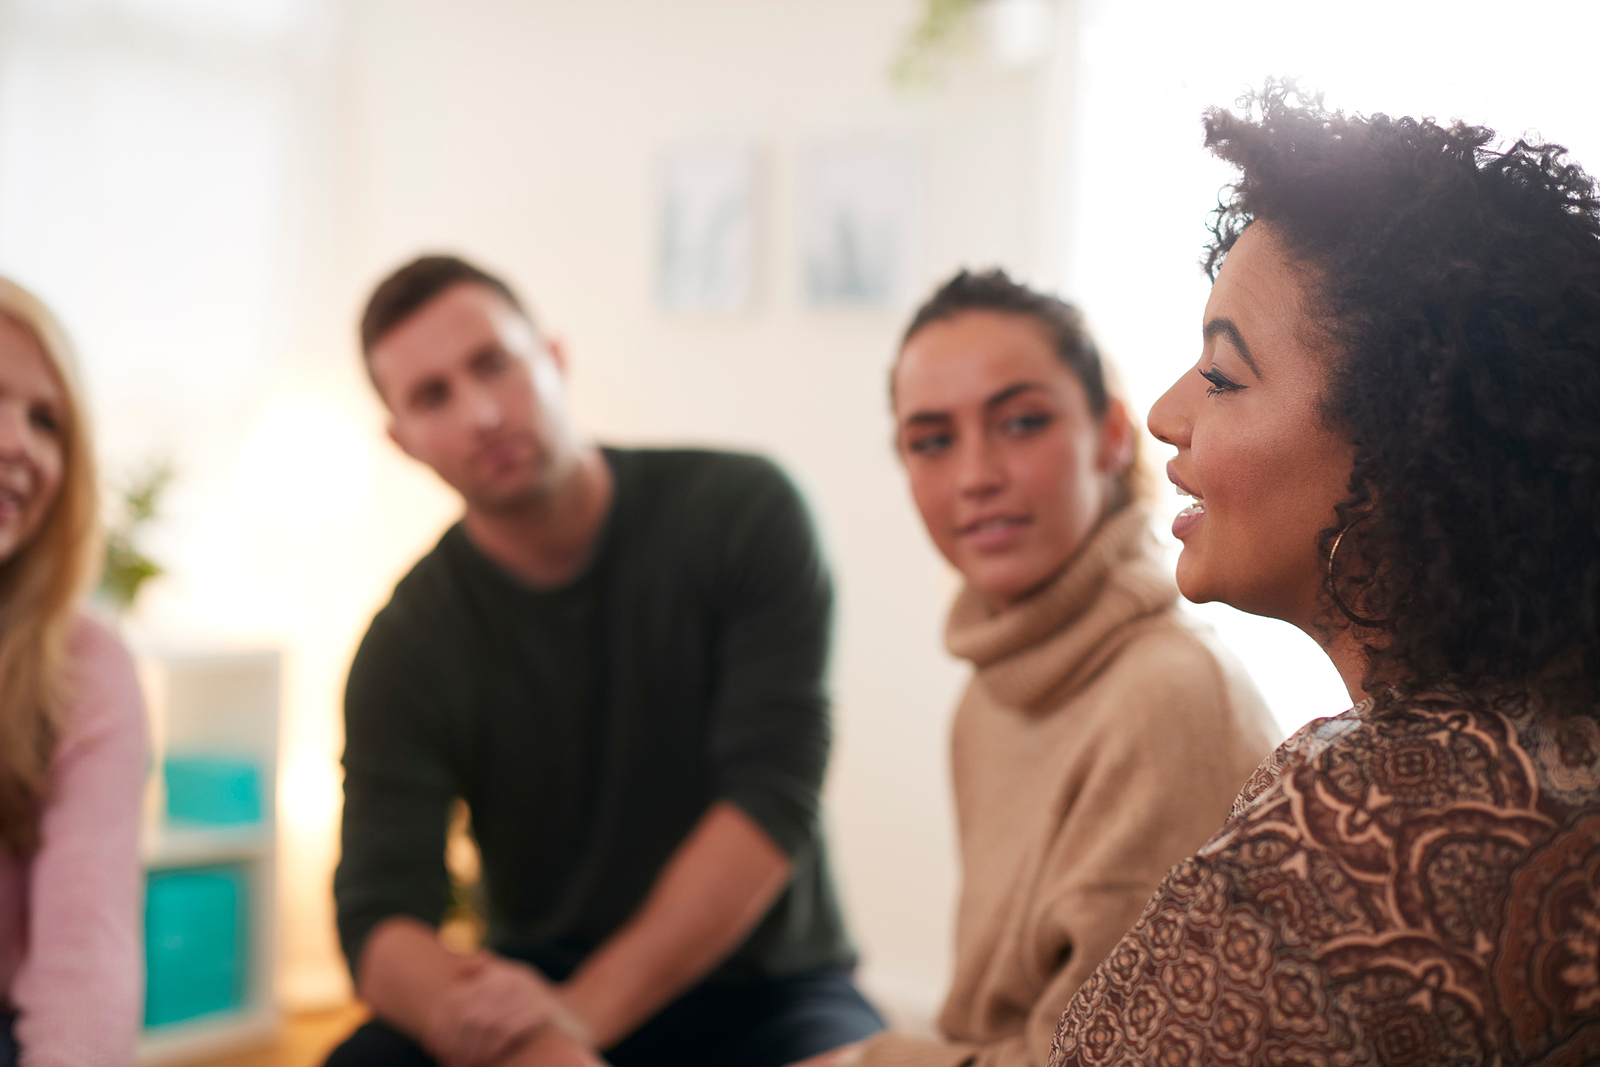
[
  {"x1": 144, "y1": 866, "x2": 247, "y2": 1027},
  {"x1": 164, "y1": 755, "x2": 262, "y2": 826}
]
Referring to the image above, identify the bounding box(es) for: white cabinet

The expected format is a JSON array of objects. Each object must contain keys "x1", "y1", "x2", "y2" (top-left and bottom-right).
[{"x1": 137, "y1": 651, "x2": 281, "y2": 1067}]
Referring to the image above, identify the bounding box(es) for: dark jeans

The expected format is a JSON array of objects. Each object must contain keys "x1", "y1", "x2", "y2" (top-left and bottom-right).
[
  {"x1": 0, "y1": 1013, "x2": 14, "y2": 1067},
  {"x1": 324, "y1": 953, "x2": 884, "y2": 1067}
]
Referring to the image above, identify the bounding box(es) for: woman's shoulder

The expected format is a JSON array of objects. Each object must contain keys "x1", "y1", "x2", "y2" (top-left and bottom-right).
[
  {"x1": 1223, "y1": 705, "x2": 1363, "y2": 818},
  {"x1": 1166, "y1": 694, "x2": 1600, "y2": 1065},
  {"x1": 68, "y1": 609, "x2": 131, "y2": 661},
  {"x1": 1093, "y1": 609, "x2": 1220, "y2": 695},
  {"x1": 1203, "y1": 694, "x2": 1600, "y2": 941},
  {"x1": 61, "y1": 611, "x2": 145, "y2": 741},
  {"x1": 1217, "y1": 698, "x2": 1520, "y2": 839},
  {"x1": 1095, "y1": 607, "x2": 1277, "y2": 737},
  {"x1": 1257, "y1": 695, "x2": 1595, "y2": 820}
]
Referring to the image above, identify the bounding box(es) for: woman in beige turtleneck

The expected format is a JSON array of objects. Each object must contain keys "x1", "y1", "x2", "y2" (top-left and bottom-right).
[{"x1": 800, "y1": 270, "x2": 1278, "y2": 1067}]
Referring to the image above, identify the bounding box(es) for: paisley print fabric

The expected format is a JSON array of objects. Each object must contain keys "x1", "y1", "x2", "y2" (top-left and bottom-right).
[{"x1": 1048, "y1": 695, "x2": 1600, "y2": 1066}]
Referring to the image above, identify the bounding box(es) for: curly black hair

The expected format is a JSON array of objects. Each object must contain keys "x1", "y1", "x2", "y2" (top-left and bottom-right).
[{"x1": 1203, "y1": 80, "x2": 1600, "y2": 710}]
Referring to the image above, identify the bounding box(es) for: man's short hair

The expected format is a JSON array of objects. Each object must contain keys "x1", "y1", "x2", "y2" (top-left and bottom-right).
[{"x1": 360, "y1": 254, "x2": 530, "y2": 357}]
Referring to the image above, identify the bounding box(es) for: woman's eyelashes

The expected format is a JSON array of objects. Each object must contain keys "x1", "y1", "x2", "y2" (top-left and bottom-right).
[
  {"x1": 906, "y1": 411, "x2": 1051, "y2": 456},
  {"x1": 906, "y1": 429, "x2": 953, "y2": 456},
  {"x1": 1199, "y1": 365, "x2": 1245, "y2": 396},
  {"x1": 1001, "y1": 411, "x2": 1053, "y2": 437},
  {"x1": 28, "y1": 404, "x2": 58, "y2": 435}
]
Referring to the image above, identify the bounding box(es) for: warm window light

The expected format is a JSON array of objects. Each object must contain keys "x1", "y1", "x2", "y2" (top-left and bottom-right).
[
  {"x1": 234, "y1": 399, "x2": 374, "y2": 530},
  {"x1": 16, "y1": 0, "x2": 317, "y2": 39},
  {"x1": 279, "y1": 750, "x2": 340, "y2": 837}
]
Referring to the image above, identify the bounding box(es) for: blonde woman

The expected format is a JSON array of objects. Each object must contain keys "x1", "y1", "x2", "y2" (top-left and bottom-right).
[{"x1": 0, "y1": 278, "x2": 146, "y2": 1067}]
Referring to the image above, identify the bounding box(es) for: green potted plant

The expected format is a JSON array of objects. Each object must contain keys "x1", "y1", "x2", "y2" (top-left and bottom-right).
[{"x1": 98, "y1": 460, "x2": 173, "y2": 616}]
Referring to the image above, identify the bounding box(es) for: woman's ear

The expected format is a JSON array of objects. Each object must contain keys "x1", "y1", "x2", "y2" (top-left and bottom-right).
[
  {"x1": 1096, "y1": 396, "x2": 1137, "y2": 476},
  {"x1": 542, "y1": 335, "x2": 570, "y2": 375}
]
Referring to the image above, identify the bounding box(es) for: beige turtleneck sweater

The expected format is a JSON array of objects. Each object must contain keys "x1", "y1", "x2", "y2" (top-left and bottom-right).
[{"x1": 859, "y1": 506, "x2": 1278, "y2": 1067}]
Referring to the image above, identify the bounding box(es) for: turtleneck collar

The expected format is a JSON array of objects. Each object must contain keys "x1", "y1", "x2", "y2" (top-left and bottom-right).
[{"x1": 944, "y1": 504, "x2": 1178, "y2": 712}]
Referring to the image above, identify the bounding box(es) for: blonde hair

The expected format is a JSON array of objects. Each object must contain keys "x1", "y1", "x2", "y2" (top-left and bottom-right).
[{"x1": 0, "y1": 278, "x2": 101, "y2": 856}]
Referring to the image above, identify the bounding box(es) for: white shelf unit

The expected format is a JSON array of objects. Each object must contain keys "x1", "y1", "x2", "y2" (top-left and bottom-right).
[{"x1": 137, "y1": 650, "x2": 281, "y2": 1067}]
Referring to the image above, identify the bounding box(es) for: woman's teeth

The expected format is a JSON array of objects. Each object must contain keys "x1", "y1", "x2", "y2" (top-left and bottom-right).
[{"x1": 1177, "y1": 496, "x2": 1205, "y2": 518}]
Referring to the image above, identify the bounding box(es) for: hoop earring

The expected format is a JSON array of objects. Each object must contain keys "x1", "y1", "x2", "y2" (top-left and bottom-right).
[
  {"x1": 1327, "y1": 524, "x2": 1351, "y2": 578},
  {"x1": 1324, "y1": 520, "x2": 1383, "y2": 628}
]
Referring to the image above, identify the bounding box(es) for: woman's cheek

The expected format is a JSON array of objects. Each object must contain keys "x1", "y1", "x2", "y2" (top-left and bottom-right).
[
  {"x1": 911, "y1": 469, "x2": 959, "y2": 562},
  {"x1": 1021, "y1": 429, "x2": 1080, "y2": 503},
  {"x1": 1191, "y1": 408, "x2": 1282, "y2": 514},
  {"x1": 1186, "y1": 422, "x2": 1229, "y2": 513}
]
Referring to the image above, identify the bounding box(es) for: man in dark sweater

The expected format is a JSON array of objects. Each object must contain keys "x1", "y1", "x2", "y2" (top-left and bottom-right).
[{"x1": 326, "y1": 256, "x2": 881, "y2": 1067}]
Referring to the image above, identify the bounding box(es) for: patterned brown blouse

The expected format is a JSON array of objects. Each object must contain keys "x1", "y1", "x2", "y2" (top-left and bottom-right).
[{"x1": 1047, "y1": 694, "x2": 1600, "y2": 1066}]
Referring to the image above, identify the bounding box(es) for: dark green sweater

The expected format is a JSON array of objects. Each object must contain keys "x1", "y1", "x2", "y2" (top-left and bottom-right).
[{"x1": 334, "y1": 447, "x2": 855, "y2": 981}]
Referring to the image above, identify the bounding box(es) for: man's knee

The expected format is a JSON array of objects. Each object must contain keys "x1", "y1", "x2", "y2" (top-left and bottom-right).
[
  {"x1": 323, "y1": 1020, "x2": 436, "y2": 1067},
  {"x1": 715, "y1": 970, "x2": 885, "y2": 1067},
  {"x1": 753, "y1": 972, "x2": 886, "y2": 1063}
]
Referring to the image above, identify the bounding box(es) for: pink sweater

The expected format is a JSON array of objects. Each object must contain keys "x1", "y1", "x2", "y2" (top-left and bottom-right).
[{"x1": 0, "y1": 614, "x2": 147, "y2": 1067}]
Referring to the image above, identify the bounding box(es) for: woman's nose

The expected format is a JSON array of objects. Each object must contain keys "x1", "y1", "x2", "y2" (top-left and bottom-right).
[
  {"x1": 955, "y1": 437, "x2": 1004, "y2": 496},
  {"x1": 0, "y1": 401, "x2": 28, "y2": 457},
  {"x1": 1148, "y1": 371, "x2": 1193, "y2": 448}
]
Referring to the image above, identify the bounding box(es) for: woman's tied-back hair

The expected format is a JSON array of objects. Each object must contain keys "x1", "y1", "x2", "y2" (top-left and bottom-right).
[
  {"x1": 0, "y1": 278, "x2": 100, "y2": 855},
  {"x1": 1204, "y1": 80, "x2": 1600, "y2": 708},
  {"x1": 896, "y1": 268, "x2": 1151, "y2": 505}
]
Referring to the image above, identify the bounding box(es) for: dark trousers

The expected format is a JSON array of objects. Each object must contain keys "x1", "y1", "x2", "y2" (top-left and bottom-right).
[
  {"x1": 0, "y1": 1013, "x2": 14, "y2": 1067},
  {"x1": 324, "y1": 955, "x2": 884, "y2": 1067}
]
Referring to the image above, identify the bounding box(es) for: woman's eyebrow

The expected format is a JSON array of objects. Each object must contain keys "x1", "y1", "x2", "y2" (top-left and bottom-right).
[
  {"x1": 902, "y1": 381, "x2": 1049, "y2": 425},
  {"x1": 1203, "y1": 317, "x2": 1262, "y2": 379},
  {"x1": 984, "y1": 381, "x2": 1048, "y2": 409}
]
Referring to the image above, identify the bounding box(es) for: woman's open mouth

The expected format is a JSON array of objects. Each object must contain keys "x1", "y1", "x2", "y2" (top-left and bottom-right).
[
  {"x1": 1166, "y1": 462, "x2": 1205, "y2": 540},
  {"x1": 1171, "y1": 496, "x2": 1205, "y2": 540}
]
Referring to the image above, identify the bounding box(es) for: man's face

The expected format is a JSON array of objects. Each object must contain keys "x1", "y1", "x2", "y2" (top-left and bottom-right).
[{"x1": 370, "y1": 282, "x2": 580, "y2": 511}]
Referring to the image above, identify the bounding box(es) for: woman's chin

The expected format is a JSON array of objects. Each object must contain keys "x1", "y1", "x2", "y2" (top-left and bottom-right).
[
  {"x1": 1173, "y1": 551, "x2": 1218, "y2": 606},
  {"x1": 967, "y1": 561, "x2": 1065, "y2": 611},
  {"x1": 0, "y1": 526, "x2": 28, "y2": 567}
]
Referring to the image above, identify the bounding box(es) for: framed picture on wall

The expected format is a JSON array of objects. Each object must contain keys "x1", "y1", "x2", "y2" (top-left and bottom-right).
[
  {"x1": 656, "y1": 141, "x2": 757, "y2": 312},
  {"x1": 798, "y1": 135, "x2": 918, "y2": 308}
]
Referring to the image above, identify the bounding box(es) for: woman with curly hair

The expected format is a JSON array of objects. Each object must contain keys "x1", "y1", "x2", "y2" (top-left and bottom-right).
[
  {"x1": 1046, "y1": 83, "x2": 1600, "y2": 1066},
  {"x1": 0, "y1": 277, "x2": 146, "y2": 1066}
]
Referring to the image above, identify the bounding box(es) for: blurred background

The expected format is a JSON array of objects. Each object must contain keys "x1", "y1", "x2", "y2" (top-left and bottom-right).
[{"x1": 3, "y1": 0, "x2": 1597, "y2": 1058}]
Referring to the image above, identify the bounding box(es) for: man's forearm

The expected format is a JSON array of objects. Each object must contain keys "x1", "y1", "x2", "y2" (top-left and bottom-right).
[
  {"x1": 559, "y1": 801, "x2": 793, "y2": 1049},
  {"x1": 356, "y1": 915, "x2": 476, "y2": 1044},
  {"x1": 504, "y1": 1028, "x2": 605, "y2": 1067}
]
